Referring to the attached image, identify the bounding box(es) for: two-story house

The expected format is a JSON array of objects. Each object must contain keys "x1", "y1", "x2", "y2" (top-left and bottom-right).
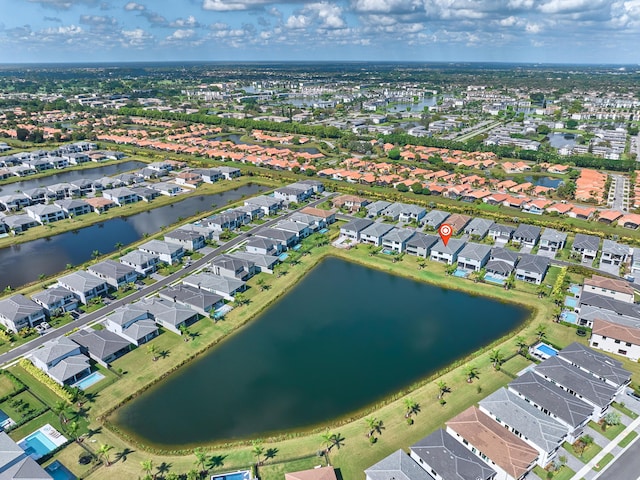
[{"x1": 30, "y1": 336, "x2": 91, "y2": 386}]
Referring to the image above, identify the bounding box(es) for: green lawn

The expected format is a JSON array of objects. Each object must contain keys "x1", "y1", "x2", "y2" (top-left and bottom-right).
[
  {"x1": 589, "y1": 420, "x2": 625, "y2": 440},
  {"x1": 619, "y1": 431, "x2": 638, "y2": 447},
  {"x1": 534, "y1": 465, "x2": 575, "y2": 480},
  {"x1": 259, "y1": 455, "x2": 327, "y2": 480},
  {"x1": 0, "y1": 390, "x2": 46, "y2": 424},
  {"x1": 8, "y1": 365, "x2": 65, "y2": 408},
  {"x1": 0, "y1": 372, "x2": 21, "y2": 398},
  {"x1": 612, "y1": 401, "x2": 639, "y2": 419},
  {"x1": 563, "y1": 440, "x2": 602, "y2": 463},
  {"x1": 593, "y1": 453, "x2": 614, "y2": 472}
]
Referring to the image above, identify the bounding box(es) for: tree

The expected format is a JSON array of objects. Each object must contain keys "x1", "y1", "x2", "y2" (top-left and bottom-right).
[
  {"x1": 535, "y1": 324, "x2": 547, "y2": 341},
  {"x1": 234, "y1": 292, "x2": 247, "y2": 307},
  {"x1": 536, "y1": 125, "x2": 551, "y2": 135},
  {"x1": 603, "y1": 411, "x2": 621, "y2": 430},
  {"x1": 463, "y1": 364, "x2": 479, "y2": 383},
  {"x1": 321, "y1": 432, "x2": 345, "y2": 453},
  {"x1": 411, "y1": 183, "x2": 423, "y2": 194},
  {"x1": 114, "y1": 242, "x2": 124, "y2": 252},
  {"x1": 252, "y1": 440, "x2": 264, "y2": 465},
  {"x1": 403, "y1": 398, "x2": 420, "y2": 418},
  {"x1": 515, "y1": 336, "x2": 528, "y2": 355},
  {"x1": 97, "y1": 444, "x2": 114, "y2": 466},
  {"x1": 257, "y1": 278, "x2": 266, "y2": 291},
  {"x1": 179, "y1": 324, "x2": 190, "y2": 341},
  {"x1": 141, "y1": 459, "x2": 154, "y2": 479},
  {"x1": 396, "y1": 183, "x2": 409, "y2": 192},
  {"x1": 91, "y1": 250, "x2": 101, "y2": 260},
  {"x1": 436, "y1": 380, "x2": 449, "y2": 399},
  {"x1": 147, "y1": 344, "x2": 158, "y2": 361},
  {"x1": 365, "y1": 417, "x2": 384, "y2": 437},
  {"x1": 489, "y1": 349, "x2": 505, "y2": 370},
  {"x1": 387, "y1": 148, "x2": 401, "y2": 160},
  {"x1": 53, "y1": 400, "x2": 71, "y2": 425},
  {"x1": 193, "y1": 447, "x2": 208, "y2": 476},
  {"x1": 66, "y1": 421, "x2": 80, "y2": 443}
]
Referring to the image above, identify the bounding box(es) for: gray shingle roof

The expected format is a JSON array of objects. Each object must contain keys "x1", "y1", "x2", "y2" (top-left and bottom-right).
[
  {"x1": 541, "y1": 228, "x2": 567, "y2": 244},
  {"x1": 509, "y1": 371, "x2": 593, "y2": 428},
  {"x1": 411, "y1": 429, "x2": 495, "y2": 480},
  {"x1": 465, "y1": 217, "x2": 494, "y2": 236},
  {"x1": 490, "y1": 247, "x2": 519, "y2": 265},
  {"x1": 365, "y1": 449, "x2": 435, "y2": 480},
  {"x1": 57, "y1": 271, "x2": 108, "y2": 294},
  {"x1": 231, "y1": 251, "x2": 279, "y2": 269},
  {"x1": 0, "y1": 294, "x2": 44, "y2": 322},
  {"x1": 31, "y1": 286, "x2": 75, "y2": 307},
  {"x1": 382, "y1": 227, "x2": 416, "y2": 244},
  {"x1": 183, "y1": 273, "x2": 245, "y2": 295},
  {"x1": 602, "y1": 239, "x2": 629, "y2": 256},
  {"x1": 120, "y1": 250, "x2": 159, "y2": 266},
  {"x1": 31, "y1": 336, "x2": 80, "y2": 365},
  {"x1": 139, "y1": 239, "x2": 183, "y2": 256},
  {"x1": 158, "y1": 284, "x2": 223, "y2": 311},
  {"x1": 513, "y1": 224, "x2": 541, "y2": 241},
  {"x1": 479, "y1": 388, "x2": 567, "y2": 454},
  {"x1": 534, "y1": 355, "x2": 617, "y2": 408},
  {"x1": 489, "y1": 224, "x2": 515, "y2": 236},
  {"x1": 340, "y1": 218, "x2": 374, "y2": 233},
  {"x1": 579, "y1": 292, "x2": 640, "y2": 319},
  {"x1": 406, "y1": 232, "x2": 439, "y2": 250},
  {"x1": 431, "y1": 238, "x2": 466, "y2": 255},
  {"x1": 516, "y1": 254, "x2": 549, "y2": 274},
  {"x1": 458, "y1": 242, "x2": 492, "y2": 262},
  {"x1": 0, "y1": 432, "x2": 52, "y2": 479},
  {"x1": 70, "y1": 328, "x2": 132, "y2": 361},
  {"x1": 572, "y1": 233, "x2": 600, "y2": 251},
  {"x1": 557, "y1": 342, "x2": 630, "y2": 388},
  {"x1": 88, "y1": 259, "x2": 136, "y2": 280},
  {"x1": 423, "y1": 210, "x2": 450, "y2": 228},
  {"x1": 361, "y1": 222, "x2": 395, "y2": 238}
]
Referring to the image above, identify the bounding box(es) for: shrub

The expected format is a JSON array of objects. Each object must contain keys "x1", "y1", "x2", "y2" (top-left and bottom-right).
[{"x1": 19, "y1": 358, "x2": 75, "y2": 402}]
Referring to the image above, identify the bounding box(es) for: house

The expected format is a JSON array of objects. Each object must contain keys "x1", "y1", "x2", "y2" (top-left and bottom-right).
[
  {"x1": 158, "y1": 284, "x2": 224, "y2": 316},
  {"x1": 538, "y1": 228, "x2": 567, "y2": 254},
  {"x1": 405, "y1": 233, "x2": 439, "y2": 258},
  {"x1": 246, "y1": 237, "x2": 282, "y2": 256},
  {"x1": 512, "y1": 224, "x2": 541, "y2": 247},
  {"x1": 70, "y1": 328, "x2": 133, "y2": 366},
  {"x1": 217, "y1": 166, "x2": 241, "y2": 179},
  {"x1": 464, "y1": 218, "x2": 494, "y2": 239},
  {"x1": 591, "y1": 318, "x2": 640, "y2": 362},
  {"x1": 577, "y1": 291, "x2": 640, "y2": 329},
  {"x1": 0, "y1": 294, "x2": 46, "y2": 332},
  {"x1": 192, "y1": 168, "x2": 223, "y2": 183},
  {"x1": 131, "y1": 186, "x2": 160, "y2": 202},
  {"x1": 151, "y1": 182, "x2": 182, "y2": 196},
  {"x1": 85, "y1": 197, "x2": 116, "y2": 214},
  {"x1": 0, "y1": 431, "x2": 53, "y2": 479},
  {"x1": 254, "y1": 227, "x2": 299, "y2": 248},
  {"x1": 2, "y1": 214, "x2": 39, "y2": 233},
  {"x1": 164, "y1": 228, "x2": 206, "y2": 251},
  {"x1": 54, "y1": 199, "x2": 92, "y2": 217},
  {"x1": 446, "y1": 407, "x2": 538, "y2": 480},
  {"x1": 485, "y1": 248, "x2": 519, "y2": 281},
  {"x1": 445, "y1": 214, "x2": 471, "y2": 234},
  {"x1": 104, "y1": 303, "x2": 159, "y2": 345},
  {"x1": 244, "y1": 195, "x2": 283, "y2": 216},
  {"x1": 410, "y1": 429, "x2": 496, "y2": 480},
  {"x1": 398, "y1": 204, "x2": 426, "y2": 223},
  {"x1": 102, "y1": 186, "x2": 140, "y2": 206},
  {"x1": 274, "y1": 185, "x2": 310, "y2": 204},
  {"x1": 300, "y1": 206, "x2": 336, "y2": 224},
  {"x1": 289, "y1": 212, "x2": 326, "y2": 232},
  {"x1": 583, "y1": 275, "x2": 634, "y2": 303},
  {"x1": 182, "y1": 273, "x2": 246, "y2": 301},
  {"x1": 119, "y1": 250, "x2": 161, "y2": 276},
  {"x1": 57, "y1": 271, "x2": 109, "y2": 304},
  {"x1": 340, "y1": 218, "x2": 374, "y2": 242},
  {"x1": 381, "y1": 228, "x2": 416, "y2": 253},
  {"x1": 509, "y1": 370, "x2": 592, "y2": 442},
  {"x1": 479, "y1": 388, "x2": 567, "y2": 467},
  {"x1": 365, "y1": 200, "x2": 391, "y2": 218},
  {"x1": 205, "y1": 210, "x2": 248, "y2": 232},
  {"x1": 515, "y1": 254, "x2": 549, "y2": 285},
  {"x1": 533, "y1": 355, "x2": 617, "y2": 419},
  {"x1": 296, "y1": 179, "x2": 324, "y2": 193},
  {"x1": 31, "y1": 286, "x2": 79, "y2": 315},
  {"x1": 556, "y1": 342, "x2": 631, "y2": 395},
  {"x1": 30, "y1": 336, "x2": 91, "y2": 386},
  {"x1": 430, "y1": 238, "x2": 466, "y2": 265},
  {"x1": 0, "y1": 193, "x2": 31, "y2": 211},
  {"x1": 138, "y1": 297, "x2": 200, "y2": 335},
  {"x1": 334, "y1": 195, "x2": 370, "y2": 212},
  {"x1": 88, "y1": 259, "x2": 138, "y2": 289},
  {"x1": 210, "y1": 254, "x2": 257, "y2": 281},
  {"x1": 457, "y1": 243, "x2": 492, "y2": 272},
  {"x1": 571, "y1": 234, "x2": 600, "y2": 263},
  {"x1": 285, "y1": 466, "x2": 337, "y2": 480},
  {"x1": 600, "y1": 239, "x2": 629, "y2": 267},
  {"x1": 231, "y1": 251, "x2": 279, "y2": 274},
  {"x1": 365, "y1": 449, "x2": 435, "y2": 480},
  {"x1": 274, "y1": 220, "x2": 312, "y2": 239},
  {"x1": 25, "y1": 204, "x2": 66, "y2": 224},
  {"x1": 360, "y1": 222, "x2": 396, "y2": 246},
  {"x1": 423, "y1": 210, "x2": 450, "y2": 230},
  {"x1": 139, "y1": 239, "x2": 184, "y2": 265}
]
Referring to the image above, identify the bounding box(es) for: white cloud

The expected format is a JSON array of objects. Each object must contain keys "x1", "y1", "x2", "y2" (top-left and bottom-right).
[
  {"x1": 27, "y1": 0, "x2": 98, "y2": 10},
  {"x1": 285, "y1": 14, "x2": 310, "y2": 28},
  {"x1": 121, "y1": 27, "x2": 153, "y2": 47},
  {"x1": 202, "y1": 0, "x2": 280, "y2": 11},
  {"x1": 525, "y1": 21, "x2": 542, "y2": 33},
  {"x1": 170, "y1": 16, "x2": 200, "y2": 28},
  {"x1": 351, "y1": 0, "x2": 421, "y2": 14},
  {"x1": 538, "y1": 0, "x2": 606, "y2": 14},
  {"x1": 42, "y1": 24, "x2": 83, "y2": 35},
  {"x1": 167, "y1": 29, "x2": 196, "y2": 40},
  {"x1": 124, "y1": 2, "x2": 144, "y2": 11},
  {"x1": 79, "y1": 15, "x2": 117, "y2": 26}
]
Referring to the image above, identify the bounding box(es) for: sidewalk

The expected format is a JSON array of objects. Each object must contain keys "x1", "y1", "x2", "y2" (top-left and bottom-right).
[{"x1": 570, "y1": 415, "x2": 640, "y2": 479}]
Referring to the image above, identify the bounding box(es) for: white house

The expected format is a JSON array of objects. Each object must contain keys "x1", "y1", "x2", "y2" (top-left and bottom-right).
[{"x1": 139, "y1": 240, "x2": 184, "y2": 265}]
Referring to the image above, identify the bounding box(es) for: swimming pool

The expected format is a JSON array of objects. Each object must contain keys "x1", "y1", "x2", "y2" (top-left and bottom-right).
[
  {"x1": 382, "y1": 249, "x2": 394, "y2": 255},
  {"x1": 45, "y1": 461, "x2": 77, "y2": 480},
  {"x1": 214, "y1": 304, "x2": 233, "y2": 319},
  {"x1": 532, "y1": 342, "x2": 559, "y2": 359},
  {"x1": 561, "y1": 311, "x2": 578, "y2": 324},
  {"x1": 319, "y1": 228, "x2": 328, "y2": 234},
  {"x1": 484, "y1": 274, "x2": 505, "y2": 285},
  {"x1": 73, "y1": 371, "x2": 104, "y2": 390},
  {"x1": 569, "y1": 284, "x2": 581, "y2": 295},
  {"x1": 292, "y1": 244, "x2": 301, "y2": 251},
  {"x1": 18, "y1": 426, "x2": 67, "y2": 460},
  {"x1": 211, "y1": 470, "x2": 251, "y2": 480},
  {"x1": 453, "y1": 269, "x2": 469, "y2": 278},
  {"x1": 278, "y1": 253, "x2": 289, "y2": 261},
  {"x1": 564, "y1": 296, "x2": 578, "y2": 308}
]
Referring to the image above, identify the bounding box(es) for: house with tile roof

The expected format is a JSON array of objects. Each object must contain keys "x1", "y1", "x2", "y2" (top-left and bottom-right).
[
  {"x1": 571, "y1": 234, "x2": 600, "y2": 263},
  {"x1": 30, "y1": 336, "x2": 91, "y2": 386},
  {"x1": 0, "y1": 294, "x2": 47, "y2": 332},
  {"x1": 446, "y1": 406, "x2": 538, "y2": 480},
  {"x1": 405, "y1": 233, "x2": 439, "y2": 258},
  {"x1": 583, "y1": 275, "x2": 634, "y2": 303},
  {"x1": 70, "y1": 328, "x2": 133, "y2": 366},
  {"x1": 591, "y1": 318, "x2": 640, "y2": 362},
  {"x1": 457, "y1": 243, "x2": 492, "y2": 272},
  {"x1": 57, "y1": 271, "x2": 109, "y2": 305}
]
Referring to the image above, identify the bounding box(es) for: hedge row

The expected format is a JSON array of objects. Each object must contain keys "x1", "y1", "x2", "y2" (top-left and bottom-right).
[{"x1": 19, "y1": 358, "x2": 75, "y2": 403}]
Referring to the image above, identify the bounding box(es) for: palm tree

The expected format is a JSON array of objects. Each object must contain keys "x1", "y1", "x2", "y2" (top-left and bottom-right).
[
  {"x1": 141, "y1": 459, "x2": 154, "y2": 479},
  {"x1": 365, "y1": 417, "x2": 383, "y2": 437},
  {"x1": 489, "y1": 349, "x2": 504, "y2": 370},
  {"x1": 403, "y1": 398, "x2": 420, "y2": 418},
  {"x1": 252, "y1": 440, "x2": 264, "y2": 465},
  {"x1": 436, "y1": 380, "x2": 449, "y2": 399},
  {"x1": 97, "y1": 444, "x2": 114, "y2": 466},
  {"x1": 193, "y1": 447, "x2": 208, "y2": 477},
  {"x1": 257, "y1": 278, "x2": 266, "y2": 291},
  {"x1": 234, "y1": 292, "x2": 247, "y2": 307},
  {"x1": 320, "y1": 432, "x2": 345, "y2": 453},
  {"x1": 515, "y1": 336, "x2": 528, "y2": 355},
  {"x1": 147, "y1": 344, "x2": 158, "y2": 361},
  {"x1": 53, "y1": 400, "x2": 71, "y2": 425},
  {"x1": 463, "y1": 364, "x2": 479, "y2": 383},
  {"x1": 114, "y1": 242, "x2": 124, "y2": 252},
  {"x1": 535, "y1": 324, "x2": 547, "y2": 341},
  {"x1": 91, "y1": 249, "x2": 101, "y2": 260},
  {"x1": 66, "y1": 421, "x2": 80, "y2": 443},
  {"x1": 179, "y1": 324, "x2": 190, "y2": 341}
]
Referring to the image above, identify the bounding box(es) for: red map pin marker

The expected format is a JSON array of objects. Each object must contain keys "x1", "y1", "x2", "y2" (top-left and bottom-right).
[{"x1": 438, "y1": 223, "x2": 452, "y2": 246}]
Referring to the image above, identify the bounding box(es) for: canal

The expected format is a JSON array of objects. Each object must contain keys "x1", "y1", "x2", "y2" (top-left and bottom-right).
[
  {"x1": 0, "y1": 160, "x2": 147, "y2": 195},
  {"x1": 114, "y1": 256, "x2": 530, "y2": 447},
  {"x1": 0, "y1": 183, "x2": 265, "y2": 291}
]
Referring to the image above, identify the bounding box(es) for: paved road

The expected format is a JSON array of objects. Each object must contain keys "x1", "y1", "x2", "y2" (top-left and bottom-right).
[
  {"x1": 609, "y1": 174, "x2": 628, "y2": 212},
  {"x1": 453, "y1": 121, "x2": 502, "y2": 142},
  {"x1": 596, "y1": 435, "x2": 640, "y2": 480},
  {"x1": 0, "y1": 195, "x2": 330, "y2": 367}
]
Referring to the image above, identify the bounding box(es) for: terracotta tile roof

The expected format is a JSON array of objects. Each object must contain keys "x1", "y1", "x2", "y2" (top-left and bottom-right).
[
  {"x1": 285, "y1": 467, "x2": 338, "y2": 480},
  {"x1": 446, "y1": 407, "x2": 538, "y2": 479},
  {"x1": 598, "y1": 210, "x2": 624, "y2": 222},
  {"x1": 593, "y1": 319, "x2": 640, "y2": 346},
  {"x1": 585, "y1": 275, "x2": 634, "y2": 295}
]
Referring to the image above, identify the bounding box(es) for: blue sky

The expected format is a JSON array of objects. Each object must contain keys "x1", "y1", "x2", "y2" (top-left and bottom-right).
[{"x1": 1, "y1": 0, "x2": 639, "y2": 64}]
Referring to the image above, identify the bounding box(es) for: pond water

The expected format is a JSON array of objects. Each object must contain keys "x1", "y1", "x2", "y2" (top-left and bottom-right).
[
  {"x1": 114, "y1": 257, "x2": 530, "y2": 447},
  {"x1": 524, "y1": 176, "x2": 564, "y2": 188},
  {"x1": 547, "y1": 132, "x2": 578, "y2": 149},
  {"x1": 387, "y1": 97, "x2": 437, "y2": 112},
  {"x1": 0, "y1": 161, "x2": 146, "y2": 195},
  {"x1": 0, "y1": 183, "x2": 265, "y2": 291}
]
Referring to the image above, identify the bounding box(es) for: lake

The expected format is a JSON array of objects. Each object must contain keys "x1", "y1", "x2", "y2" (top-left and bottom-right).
[
  {"x1": 0, "y1": 161, "x2": 146, "y2": 195},
  {"x1": 0, "y1": 183, "x2": 265, "y2": 291},
  {"x1": 547, "y1": 132, "x2": 578, "y2": 149},
  {"x1": 524, "y1": 176, "x2": 564, "y2": 188},
  {"x1": 114, "y1": 257, "x2": 530, "y2": 447}
]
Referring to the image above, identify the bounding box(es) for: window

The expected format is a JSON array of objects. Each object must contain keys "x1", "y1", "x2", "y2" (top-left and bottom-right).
[
  {"x1": 627, "y1": 342, "x2": 632, "y2": 347},
  {"x1": 619, "y1": 349, "x2": 627, "y2": 355},
  {"x1": 615, "y1": 339, "x2": 621, "y2": 344},
  {"x1": 592, "y1": 342, "x2": 599, "y2": 347}
]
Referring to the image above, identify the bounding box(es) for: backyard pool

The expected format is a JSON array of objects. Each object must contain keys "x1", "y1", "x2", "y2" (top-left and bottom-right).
[
  {"x1": 561, "y1": 311, "x2": 578, "y2": 324},
  {"x1": 564, "y1": 297, "x2": 578, "y2": 308},
  {"x1": 214, "y1": 304, "x2": 233, "y2": 319},
  {"x1": 531, "y1": 342, "x2": 559, "y2": 359},
  {"x1": 453, "y1": 269, "x2": 469, "y2": 278},
  {"x1": 18, "y1": 425, "x2": 67, "y2": 460},
  {"x1": 211, "y1": 470, "x2": 251, "y2": 480},
  {"x1": 45, "y1": 460, "x2": 77, "y2": 480},
  {"x1": 278, "y1": 253, "x2": 289, "y2": 261},
  {"x1": 319, "y1": 228, "x2": 329, "y2": 234},
  {"x1": 72, "y1": 371, "x2": 104, "y2": 390},
  {"x1": 484, "y1": 274, "x2": 505, "y2": 285},
  {"x1": 569, "y1": 284, "x2": 581, "y2": 296}
]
